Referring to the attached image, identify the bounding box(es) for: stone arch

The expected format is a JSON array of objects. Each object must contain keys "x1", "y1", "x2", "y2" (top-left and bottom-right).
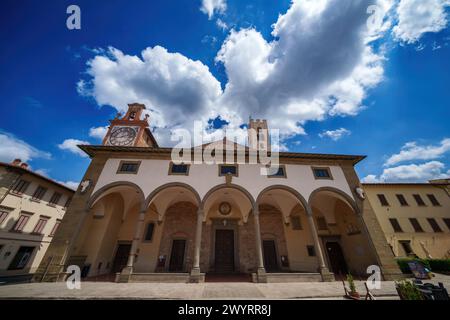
[
  {"x1": 201, "y1": 183, "x2": 256, "y2": 208},
  {"x1": 256, "y1": 185, "x2": 309, "y2": 213},
  {"x1": 144, "y1": 182, "x2": 202, "y2": 209},
  {"x1": 87, "y1": 181, "x2": 146, "y2": 212},
  {"x1": 308, "y1": 186, "x2": 359, "y2": 215}
]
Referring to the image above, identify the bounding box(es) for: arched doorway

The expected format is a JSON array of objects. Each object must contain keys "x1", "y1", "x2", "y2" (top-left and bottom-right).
[
  {"x1": 201, "y1": 184, "x2": 255, "y2": 280},
  {"x1": 145, "y1": 183, "x2": 201, "y2": 273},
  {"x1": 71, "y1": 182, "x2": 145, "y2": 279},
  {"x1": 256, "y1": 186, "x2": 320, "y2": 273},
  {"x1": 308, "y1": 187, "x2": 378, "y2": 279}
]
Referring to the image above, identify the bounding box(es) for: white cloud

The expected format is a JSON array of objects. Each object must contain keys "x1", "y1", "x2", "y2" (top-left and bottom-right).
[
  {"x1": 216, "y1": 18, "x2": 228, "y2": 31},
  {"x1": 58, "y1": 139, "x2": 90, "y2": 157},
  {"x1": 78, "y1": 45, "x2": 222, "y2": 144},
  {"x1": 89, "y1": 126, "x2": 108, "y2": 140},
  {"x1": 385, "y1": 138, "x2": 450, "y2": 166},
  {"x1": 200, "y1": 0, "x2": 227, "y2": 19},
  {"x1": 58, "y1": 180, "x2": 79, "y2": 190},
  {"x1": 393, "y1": 0, "x2": 450, "y2": 43},
  {"x1": 0, "y1": 131, "x2": 51, "y2": 163},
  {"x1": 319, "y1": 128, "x2": 351, "y2": 141},
  {"x1": 361, "y1": 174, "x2": 381, "y2": 183},
  {"x1": 363, "y1": 161, "x2": 450, "y2": 182},
  {"x1": 34, "y1": 169, "x2": 49, "y2": 177},
  {"x1": 81, "y1": 0, "x2": 443, "y2": 148},
  {"x1": 214, "y1": 0, "x2": 387, "y2": 136}
]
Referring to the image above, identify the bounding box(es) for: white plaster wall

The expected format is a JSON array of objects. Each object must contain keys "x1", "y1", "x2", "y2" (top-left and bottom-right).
[{"x1": 93, "y1": 159, "x2": 355, "y2": 204}]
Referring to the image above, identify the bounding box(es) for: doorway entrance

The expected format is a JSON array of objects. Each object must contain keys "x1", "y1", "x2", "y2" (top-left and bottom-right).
[
  {"x1": 325, "y1": 241, "x2": 348, "y2": 276},
  {"x1": 111, "y1": 243, "x2": 131, "y2": 273},
  {"x1": 263, "y1": 240, "x2": 279, "y2": 272},
  {"x1": 169, "y1": 239, "x2": 186, "y2": 272},
  {"x1": 214, "y1": 229, "x2": 235, "y2": 273}
]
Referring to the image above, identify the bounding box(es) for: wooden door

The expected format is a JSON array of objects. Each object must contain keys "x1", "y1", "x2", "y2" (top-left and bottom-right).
[
  {"x1": 112, "y1": 244, "x2": 131, "y2": 273},
  {"x1": 263, "y1": 240, "x2": 279, "y2": 272},
  {"x1": 169, "y1": 239, "x2": 186, "y2": 272},
  {"x1": 214, "y1": 230, "x2": 235, "y2": 273},
  {"x1": 325, "y1": 241, "x2": 348, "y2": 276}
]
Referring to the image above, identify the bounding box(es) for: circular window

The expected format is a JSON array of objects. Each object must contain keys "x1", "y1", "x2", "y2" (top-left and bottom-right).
[{"x1": 218, "y1": 202, "x2": 232, "y2": 216}]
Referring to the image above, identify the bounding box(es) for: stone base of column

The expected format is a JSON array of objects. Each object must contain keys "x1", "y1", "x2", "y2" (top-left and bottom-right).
[
  {"x1": 189, "y1": 268, "x2": 205, "y2": 283},
  {"x1": 253, "y1": 268, "x2": 267, "y2": 283},
  {"x1": 319, "y1": 267, "x2": 335, "y2": 282},
  {"x1": 117, "y1": 266, "x2": 133, "y2": 283}
]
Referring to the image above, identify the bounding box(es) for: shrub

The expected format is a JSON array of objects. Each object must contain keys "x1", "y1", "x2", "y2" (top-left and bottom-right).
[
  {"x1": 396, "y1": 258, "x2": 450, "y2": 273},
  {"x1": 347, "y1": 274, "x2": 356, "y2": 293},
  {"x1": 395, "y1": 280, "x2": 423, "y2": 300},
  {"x1": 396, "y1": 258, "x2": 430, "y2": 274},
  {"x1": 428, "y1": 259, "x2": 450, "y2": 272}
]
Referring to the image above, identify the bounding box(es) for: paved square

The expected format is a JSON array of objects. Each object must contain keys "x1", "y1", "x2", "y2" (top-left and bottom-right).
[{"x1": 0, "y1": 274, "x2": 448, "y2": 300}]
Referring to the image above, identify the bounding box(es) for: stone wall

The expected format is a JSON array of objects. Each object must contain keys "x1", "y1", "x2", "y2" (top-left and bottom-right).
[
  {"x1": 157, "y1": 202, "x2": 197, "y2": 272},
  {"x1": 340, "y1": 163, "x2": 403, "y2": 280},
  {"x1": 238, "y1": 217, "x2": 257, "y2": 273},
  {"x1": 259, "y1": 205, "x2": 289, "y2": 271}
]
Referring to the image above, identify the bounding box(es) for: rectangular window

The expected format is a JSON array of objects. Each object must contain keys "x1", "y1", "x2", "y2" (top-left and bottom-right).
[
  {"x1": 48, "y1": 192, "x2": 62, "y2": 206},
  {"x1": 413, "y1": 194, "x2": 426, "y2": 206},
  {"x1": 316, "y1": 217, "x2": 328, "y2": 231},
  {"x1": 427, "y1": 194, "x2": 441, "y2": 206},
  {"x1": 312, "y1": 167, "x2": 332, "y2": 179},
  {"x1": 427, "y1": 218, "x2": 442, "y2": 232},
  {"x1": 307, "y1": 245, "x2": 316, "y2": 257},
  {"x1": 143, "y1": 223, "x2": 155, "y2": 241},
  {"x1": 290, "y1": 216, "x2": 302, "y2": 230},
  {"x1": 409, "y1": 218, "x2": 424, "y2": 232},
  {"x1": 49, "y1": 220, "x2": 61, "y2": 237},
  {"x1": 0, "y1": 210, "x2": 9, "y2": 225},
  {"x1": 11, "y1": 179, "x2": 30, "y2": 195},
  {"x1": 443, "y1": 218, "x2": 450, "y2": 231},
  {"x1": 168, "y1": 162, "x2": 190, "y2": 175},
  {"x1": 267, "y1": 166, "x2": 287, "y2": 178},
  {"x1": 219, "y1": 164, "x2": 238, "y2": 177},
  {"x1": 117, "y1": 161, "x2": 141, "y2": 174},
  {"x1": 399, "y1": 241, "x2": 414, "y2": 256},
  {"x1": 377, "y1": 194, "x2": 389, "y2": 206},
  {"x1": 8, "y1": 246, "x2": 35, "y2": 270},
  {"x1": 389, "y1": 218, "x2": 403, "y2": 232},
  {"x1": 32, "y1": 186, "x2": 47, "y2": 201},
  {"x1": 64, "y1": 197, "x2": 72, "y2": 209},
  {"x1": 32, "y1": 217, "x2": 49, "y2": 234},
  {"x1": 396, "y1": 194, "x2": 408, "y2": 206},
  {"x1": 11, "y1": 213, "x2": 32, "y2": 232}
]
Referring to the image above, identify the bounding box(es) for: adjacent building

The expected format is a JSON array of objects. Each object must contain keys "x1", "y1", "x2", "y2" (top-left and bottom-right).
[
  {"x1": 0, "y1": 160, "x2": 74, "y2": 282},
  {"x1": 363, "y1": 180, "x2": 450, "y2": 260},
  {"x1": 35, "y1": 103, "x2": 402, "y2": 283}
]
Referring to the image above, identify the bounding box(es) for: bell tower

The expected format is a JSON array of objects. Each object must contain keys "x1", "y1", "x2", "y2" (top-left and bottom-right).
[
  {"x1": 102, "y1": 103, "x2": 158, "y2": 147},
  {"x1": 248, "y1": 118, "x2": 270, "y2": 152}
]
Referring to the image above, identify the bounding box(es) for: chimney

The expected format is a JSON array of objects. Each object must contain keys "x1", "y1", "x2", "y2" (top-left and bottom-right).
[
  {"x1": 11, "y1": 158, "x2": 22, "y2": 166},
  {"x1": 20, "y1": 163, "x2": 29, "y2": 170}
]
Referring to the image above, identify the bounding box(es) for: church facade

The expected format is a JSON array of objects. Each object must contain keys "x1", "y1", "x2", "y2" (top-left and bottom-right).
[{"x1": 34, "y1": 103, "x2": 402, "y2": 283}]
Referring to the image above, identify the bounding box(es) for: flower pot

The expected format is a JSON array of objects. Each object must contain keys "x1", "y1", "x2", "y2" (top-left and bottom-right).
[{"x1": 349, "y1": 291, "x2": 360, "y2": 299}]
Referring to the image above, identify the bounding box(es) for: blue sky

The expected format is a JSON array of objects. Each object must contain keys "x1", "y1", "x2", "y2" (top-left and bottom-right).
[{"x1": 0, "y1": 0, "x2": 449, "y2": 188}]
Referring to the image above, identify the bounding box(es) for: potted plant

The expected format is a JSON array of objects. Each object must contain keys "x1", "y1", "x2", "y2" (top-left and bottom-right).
[
  {"x1": 346, "y1": 274, "x2": 360, "y2": 299},
  {"x1": 395, "y1": 280, "x2": 423, "y2": 300}
]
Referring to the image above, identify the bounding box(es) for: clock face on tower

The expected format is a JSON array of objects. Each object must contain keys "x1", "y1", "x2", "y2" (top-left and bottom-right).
[{"x1": 108, "y1": 127, "x2": 137, "y2": 146}]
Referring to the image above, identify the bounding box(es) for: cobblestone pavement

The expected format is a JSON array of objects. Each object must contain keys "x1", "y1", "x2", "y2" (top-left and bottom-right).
[{"x1": 0, "y1": 274, "x2": 448, "y2": 300}]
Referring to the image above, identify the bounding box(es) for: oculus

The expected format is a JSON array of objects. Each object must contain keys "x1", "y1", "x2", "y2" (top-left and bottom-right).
[{"x1": 218, "y1": 202, "x2": 232, "y2": 216}]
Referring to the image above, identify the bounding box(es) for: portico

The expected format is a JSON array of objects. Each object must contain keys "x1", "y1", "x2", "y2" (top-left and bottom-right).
[{"x1": 33, "y1": 104, "x2": 402, "y2": 283}]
